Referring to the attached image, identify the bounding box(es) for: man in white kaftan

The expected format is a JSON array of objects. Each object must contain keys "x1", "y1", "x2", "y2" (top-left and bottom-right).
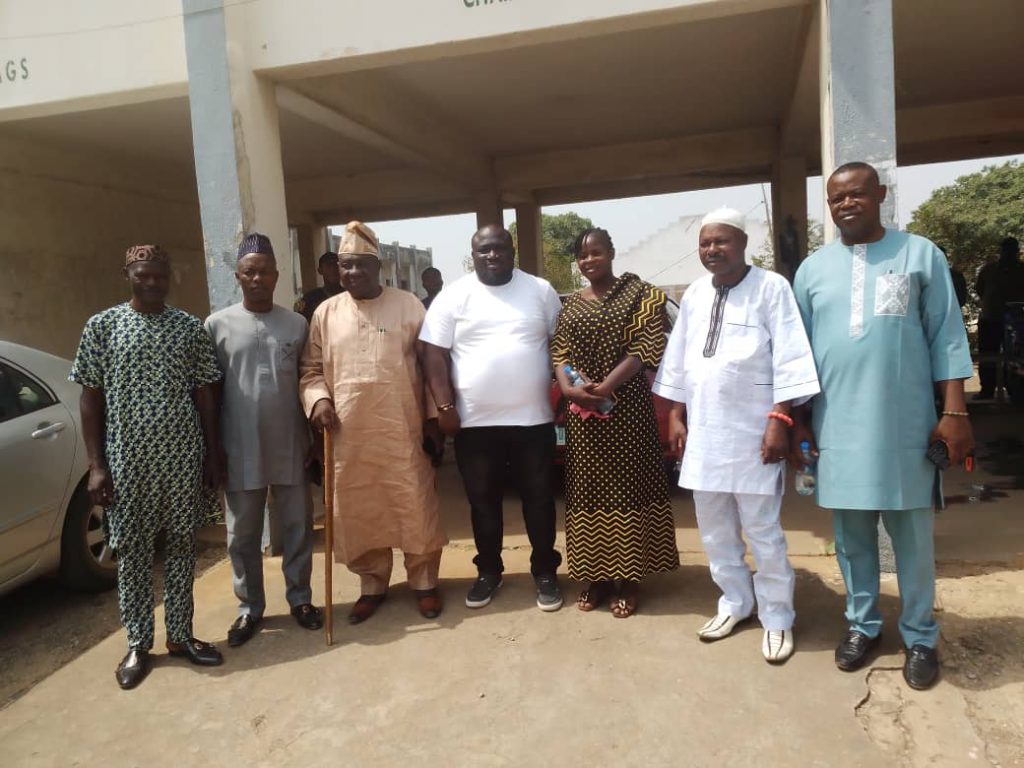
[{"x1": 653, "y1": 207, "x2": 819, "y2": 663}]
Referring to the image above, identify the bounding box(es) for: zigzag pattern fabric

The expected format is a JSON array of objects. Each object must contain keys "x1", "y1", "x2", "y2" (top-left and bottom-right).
[{"x1": 552, "y1": 273, "x2": 679, "y2": 581}]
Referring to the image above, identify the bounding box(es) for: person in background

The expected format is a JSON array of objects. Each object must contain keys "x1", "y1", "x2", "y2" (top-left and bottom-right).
[
  {"x1": 654, "y1": 208, "x2": 818, "y2": 663},
  {"x1": 421, "y1": 266, "x2": 444, "y2": 309},
  {"x1": 301, "y1": 222, "x2": 448, "y2": 624},
  {"x1": 295, "y1": 251, "x2": 343, "y2": 323},
  {"x1": 551, "y1": 227, "x2": 678, "y2": 618},
  {"x1": 205, "y1": 233, "x2": 322, "y2": 648},
  {"x1": 974, "y1": 237, "x2": 1024, "y2": 399},
  {"x1": 70, "y1": 245, "x2": 224, "y2": 690},
  {"x1": 420, "y1": 267, "x2": 447, "y2": 465},
  {"x1": 791, "y1": 162, "x2": 974, "y2": 690},
  {"x1": 938, "y1": 246, "x2": 968, "y2": 310}
]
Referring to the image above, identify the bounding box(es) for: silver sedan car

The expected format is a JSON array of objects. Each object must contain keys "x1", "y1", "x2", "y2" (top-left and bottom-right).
[{"x1": 0, "y1": 341, "x2": 116, "y2": 596}]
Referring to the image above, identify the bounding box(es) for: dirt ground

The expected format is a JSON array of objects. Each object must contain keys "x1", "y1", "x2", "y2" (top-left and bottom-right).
[{"x1": 0, "y1": 391, "x2": 1021, "y2": 767}]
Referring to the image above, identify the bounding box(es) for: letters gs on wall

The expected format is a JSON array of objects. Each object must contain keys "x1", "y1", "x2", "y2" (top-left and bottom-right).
[
  {"x1": 1, "y1": 59, "x2": 29, "y2": 83},
  {"x1": 464, "y1": 0, "x2": 511, "y2": 7}
]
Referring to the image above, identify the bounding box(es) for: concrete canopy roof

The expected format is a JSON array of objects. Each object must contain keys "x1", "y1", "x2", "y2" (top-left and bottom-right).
[{"x1": 2, "y1": 0, "x2": 1022, "y2": 226}]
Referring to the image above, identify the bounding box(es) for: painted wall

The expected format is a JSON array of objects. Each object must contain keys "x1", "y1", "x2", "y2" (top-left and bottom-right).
[
  {"x1": 0, "y1": 0, "x2": 189, "y2": 119},
  {"x1": 0, "y1": 134, "x2": 209, "y2": 359}
]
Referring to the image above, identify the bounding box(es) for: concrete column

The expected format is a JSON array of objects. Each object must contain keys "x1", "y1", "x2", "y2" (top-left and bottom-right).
[
  {"x1": 475, "y1": 193, "x2": 504, "y2": 231},
  {"x1": 514, "y1": 203, "x2": 544, "y2": 277},
  {"x1": 182, "y1": 0, "x2": 294, "y2": 312},
  {"x1": 294, "y1": 224, "x2": 319, "y2": 294},
  {"x1": 770, "y1": 156, "x2": 808, "y2": 281},
  {"x1": 819, "y1": 0, "x2": 898, "y2": 242}
]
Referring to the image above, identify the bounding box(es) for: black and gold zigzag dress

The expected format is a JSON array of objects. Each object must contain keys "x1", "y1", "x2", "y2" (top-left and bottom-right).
[{"x1": 551, "y1": 273, "x2": 679, "y2": 582}]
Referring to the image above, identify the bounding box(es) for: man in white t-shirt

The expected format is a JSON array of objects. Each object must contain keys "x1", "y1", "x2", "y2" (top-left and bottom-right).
[{"x1": 420, "y1": 224, "x2": 565, "y2": 612}]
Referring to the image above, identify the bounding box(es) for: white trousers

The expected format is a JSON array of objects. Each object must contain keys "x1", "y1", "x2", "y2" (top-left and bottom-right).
[{"x1": 692, "y1": 491, "x2": 795, "y2": 631}]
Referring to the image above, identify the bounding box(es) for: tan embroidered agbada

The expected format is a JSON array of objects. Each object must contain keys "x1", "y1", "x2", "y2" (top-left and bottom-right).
[{"x1": 300, "y1": 287, "x2": 447, "y2": 563}]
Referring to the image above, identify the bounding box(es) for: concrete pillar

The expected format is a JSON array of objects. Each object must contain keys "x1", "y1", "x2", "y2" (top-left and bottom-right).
[
  {"x1": 475, "y1": 193, "x2": 504, "y2": 231},
  {"x1": 770, "y1": 156, "x2": 808, "y2": 281},
  {"x1": 294, "y1": 223, "x2": 332, "y2": 294},
  {"x1": 182, "y1": 0, "x2": 294, "y2": 312},
  {"x1": 514, "y1": 203, "x2": 544, "y2": 277},
  {"x1": 820, "y1": 0, "x2": 898, "y2": 570},
  {"x1": 819, "y1": 0, "x2": 898, "y2": 242}
]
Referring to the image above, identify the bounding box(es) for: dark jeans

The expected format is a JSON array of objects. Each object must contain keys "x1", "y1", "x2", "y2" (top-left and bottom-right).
[
  {"x1": 454, "y1": 424, "x2": 562, "y2": 577},
  {"x1": 977, "y1": 318, "x2": 1004, "y2": 395}
]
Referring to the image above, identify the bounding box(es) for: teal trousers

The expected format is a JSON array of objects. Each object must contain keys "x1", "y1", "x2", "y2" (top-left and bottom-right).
[{"x1": 832, "y1": 507, "x2": 938, "y2": 649}]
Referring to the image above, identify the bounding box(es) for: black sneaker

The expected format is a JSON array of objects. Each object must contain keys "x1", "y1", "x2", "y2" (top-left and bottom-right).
[
  {"x1": 534, "y1": 573, "x2": 563, "y2": 612},
  {"x1": 465, "y1": 573, "x2": 502, "y2": 608}
]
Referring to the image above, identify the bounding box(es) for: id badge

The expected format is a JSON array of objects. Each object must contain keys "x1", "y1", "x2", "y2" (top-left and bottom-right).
[{"x1": 874, "y1": 273, "x2": 910, "y2": 316}]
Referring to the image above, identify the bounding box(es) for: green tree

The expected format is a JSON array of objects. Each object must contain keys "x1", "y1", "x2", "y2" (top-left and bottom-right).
[
  {"x1": 907, "y1": 160, "x2": 1024, "y2": 297},
  {"x1": 508, "y1": 211, "x2": 592, "y2": 293}
]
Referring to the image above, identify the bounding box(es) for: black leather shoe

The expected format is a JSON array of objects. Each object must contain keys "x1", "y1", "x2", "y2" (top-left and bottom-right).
[
  {"x1": 167, "y1": 638, "x2": 224, "y2": 666},
  {"x1": 115, "y1": 649, "x2": 151, "y2": 690},
  {"x1": 227, "y1": 614, "x2": 261, "y2": 647},
  {"x1": 291, "y1": 603, "x2": 324, "y2": 630},
  {"x1": 835, "y1": 630, "x2": 881, "y2": 671},
  {"x1": 903, "y1": 644, "x2": 940, "y2": 690}
]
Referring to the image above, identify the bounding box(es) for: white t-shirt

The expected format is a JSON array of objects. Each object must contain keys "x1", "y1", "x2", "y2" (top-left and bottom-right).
[{"x1": 419, "y1": 269, "x2": 562, "y2": 428}]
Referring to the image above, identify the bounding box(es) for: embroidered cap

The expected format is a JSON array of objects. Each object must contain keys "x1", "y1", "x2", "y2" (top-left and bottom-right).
[
  {"x1": 700, "y1": 206, "x2": 747, "y2": 234},
  {"x1": 238, "y1": 233, "x2": 275, "y2": 260},
  {"x1": 125, "y1": 245, "x2": 170, "y2": 266}
]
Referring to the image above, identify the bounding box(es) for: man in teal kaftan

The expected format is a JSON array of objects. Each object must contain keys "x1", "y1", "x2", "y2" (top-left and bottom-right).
[{"x1": 791, "y1": 162, "x2": 974, "y2": 691}]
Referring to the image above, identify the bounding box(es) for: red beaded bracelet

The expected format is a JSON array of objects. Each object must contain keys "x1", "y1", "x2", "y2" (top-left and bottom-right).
[{"x1": 767, "y1": 411, "x2": 794, "y2": 427}]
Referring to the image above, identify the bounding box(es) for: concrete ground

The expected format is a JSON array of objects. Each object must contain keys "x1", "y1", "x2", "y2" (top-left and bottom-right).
[{"x1": 1, "y1": 399, "x2": 1022, "y2": 767}]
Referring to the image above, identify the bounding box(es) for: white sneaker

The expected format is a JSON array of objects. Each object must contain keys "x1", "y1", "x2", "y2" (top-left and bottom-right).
[
  {"x1": 762, "y1": 629, "x2": 795, "y2": 664},
  {"x1": 697, "y1": 613, "x2": 749, "y2": 642}
]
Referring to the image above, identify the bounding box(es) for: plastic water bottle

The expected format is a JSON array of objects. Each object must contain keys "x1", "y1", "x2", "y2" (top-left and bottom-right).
[
  {"x1": 795, "y1": 440, "x2": 816, "y2": 496},
  {"x1": 564, "y1": 366, "x2": 614, "y2": 414}
]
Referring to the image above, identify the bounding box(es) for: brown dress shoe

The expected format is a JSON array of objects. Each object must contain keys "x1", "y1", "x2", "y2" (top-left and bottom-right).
[
  {"x1": 348, "y1": 594, "x2": 386, "y2": 625},
  {"x1": 415, "y1": 589, "x2": 443, "y2": 619}
]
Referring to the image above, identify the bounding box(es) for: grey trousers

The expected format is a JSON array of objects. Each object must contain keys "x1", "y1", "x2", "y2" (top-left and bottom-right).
[{"x1": 225, "y1": 485, "x2": 314, "y2": 618}]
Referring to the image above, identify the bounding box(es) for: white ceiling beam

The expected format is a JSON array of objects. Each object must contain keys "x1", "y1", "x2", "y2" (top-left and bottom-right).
[
  {"x1": 285, "y1": 74, "x2": 494, "y2": 190},
  {"x1": 496, "y1": 126, "x2": 778, "y2": 193},
  {"x1": 276, "y1": 86, "x2": 429, "y2": 169},
  {"x1": 287, "y1": 167, "x2": 470, "y2": 214},
  {"x1": 898, "y1": 94, "x2": 1024, "y2": 147},
  {"x1": 533, "y1": 170, "x2": 770, "y2": 208}
]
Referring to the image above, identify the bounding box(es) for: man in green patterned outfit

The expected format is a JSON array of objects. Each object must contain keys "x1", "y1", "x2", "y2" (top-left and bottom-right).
[{"x1": 71, "y1": 245, "x2": 225, "y2": 690}]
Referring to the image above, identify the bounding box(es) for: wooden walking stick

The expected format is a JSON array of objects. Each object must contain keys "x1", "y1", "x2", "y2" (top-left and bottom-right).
[{"x1": 323, "y1": 428, "x2": 335, "y2": 646}]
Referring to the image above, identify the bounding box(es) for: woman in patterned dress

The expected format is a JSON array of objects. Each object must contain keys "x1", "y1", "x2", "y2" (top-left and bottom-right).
[{"x1": 551, "y1": 228, "x2": 679, "y2": 617}]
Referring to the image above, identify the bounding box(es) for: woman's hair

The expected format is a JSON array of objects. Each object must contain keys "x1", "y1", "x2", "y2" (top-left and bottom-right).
[{"x1": 571, "y1": 227, "x2": 615, "y2": 258}]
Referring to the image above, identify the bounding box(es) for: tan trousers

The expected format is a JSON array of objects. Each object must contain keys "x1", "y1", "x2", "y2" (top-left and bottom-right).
[{"x1": 347, "y1": 548, "x2": 442, "y2": 595}]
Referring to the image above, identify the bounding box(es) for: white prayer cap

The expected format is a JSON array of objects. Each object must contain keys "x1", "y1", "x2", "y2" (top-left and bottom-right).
[{"x1": 700, "y1": 206, "x2": 746, "y2": 234}]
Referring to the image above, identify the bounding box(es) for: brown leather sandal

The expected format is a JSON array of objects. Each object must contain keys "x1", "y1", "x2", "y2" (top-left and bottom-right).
[
  {"x1": 575, "y1": 581, "x2": 613, "y2": 612},
  {"x1": 414, "y1": 589, "x2": 443, "y2": 619},
  {"x1": 348, "y1": 593, "x2": 386, "y2": 625},
  {"x1": 610, "y1": 583, "x2": 639, "y2": 619}
]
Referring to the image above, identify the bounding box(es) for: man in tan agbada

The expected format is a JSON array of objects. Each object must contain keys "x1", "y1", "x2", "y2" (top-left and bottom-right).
[{"x1": 300, "y1": 221, "x2": 448, "y2": 623}]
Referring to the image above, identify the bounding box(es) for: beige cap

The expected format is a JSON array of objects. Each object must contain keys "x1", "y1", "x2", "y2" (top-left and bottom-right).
[{"x1": 339, "y1": 221, "x2": 379, "y2": 257}]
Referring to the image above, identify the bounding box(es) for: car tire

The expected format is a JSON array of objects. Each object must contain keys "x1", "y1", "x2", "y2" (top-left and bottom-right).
[{"x1": 59, "y1": 481, "x2": 117, "y2": 592}]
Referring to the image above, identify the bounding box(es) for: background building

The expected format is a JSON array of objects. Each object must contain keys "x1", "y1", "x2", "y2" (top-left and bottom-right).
[{"x1": 1, "y1": 1, "x2": 1021, "y2": 357}]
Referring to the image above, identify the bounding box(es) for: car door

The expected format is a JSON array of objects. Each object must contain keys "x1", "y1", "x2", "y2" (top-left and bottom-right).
[{"x1": 0, "y1": 360, "x2": 77, "y2": 585}]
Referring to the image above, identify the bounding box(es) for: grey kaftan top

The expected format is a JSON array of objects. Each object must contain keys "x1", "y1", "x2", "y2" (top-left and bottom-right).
[{"x1": 205, "y1": 304, "x2": 310, "y2": 491}]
